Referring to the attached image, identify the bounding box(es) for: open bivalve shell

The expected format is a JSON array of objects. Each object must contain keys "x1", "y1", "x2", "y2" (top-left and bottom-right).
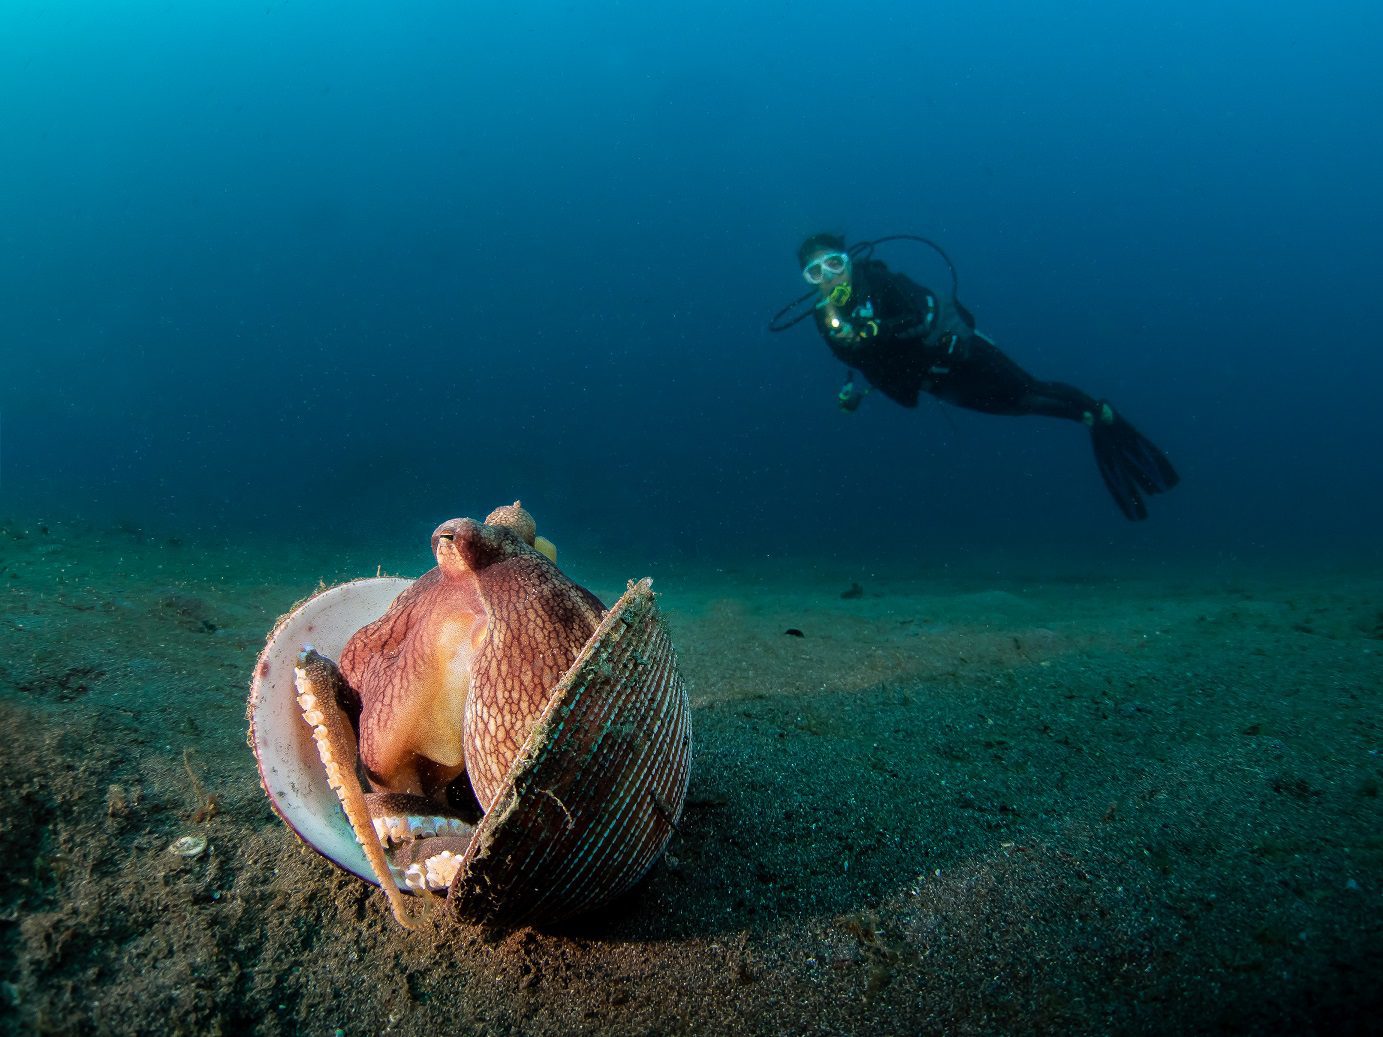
[{"x1": 248, "y1": 573, "x2": 692, "y2": 929}]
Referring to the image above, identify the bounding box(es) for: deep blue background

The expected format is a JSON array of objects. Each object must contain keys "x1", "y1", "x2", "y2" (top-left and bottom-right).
[{"x1": 3, "y1": 1, "x2": 1380, "y2": 570}]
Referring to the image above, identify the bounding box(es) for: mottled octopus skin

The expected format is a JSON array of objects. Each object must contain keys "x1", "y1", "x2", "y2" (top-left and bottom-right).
[{"x1": 338, "y1": 515, "x2": 603, "y2": 813}]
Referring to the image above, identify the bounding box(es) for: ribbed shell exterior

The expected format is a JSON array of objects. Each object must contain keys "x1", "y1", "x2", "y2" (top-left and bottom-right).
[{"x1": 449, "y1": 578, "x2": 691, "y2": 927}]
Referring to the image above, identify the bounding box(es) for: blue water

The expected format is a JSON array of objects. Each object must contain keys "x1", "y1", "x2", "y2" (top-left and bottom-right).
[{"x1": 3, "y1": 1, "x2": 1380, "y2": 570}]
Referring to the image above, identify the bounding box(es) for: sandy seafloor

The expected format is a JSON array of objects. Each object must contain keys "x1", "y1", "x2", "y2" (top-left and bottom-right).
[{"x1": 1, "y1": 517, "x2": 1380, "y2": 1037}]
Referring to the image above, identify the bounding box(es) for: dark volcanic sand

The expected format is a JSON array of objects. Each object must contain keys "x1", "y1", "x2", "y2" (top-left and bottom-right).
[{"x1": 1, "y1": 519, "x2": 1380, "y2": 1036}]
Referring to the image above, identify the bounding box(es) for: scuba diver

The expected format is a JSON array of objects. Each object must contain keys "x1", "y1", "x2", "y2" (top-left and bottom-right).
[{"x1": 770, "y1": 233, "x2": 1180, "y2": 521}]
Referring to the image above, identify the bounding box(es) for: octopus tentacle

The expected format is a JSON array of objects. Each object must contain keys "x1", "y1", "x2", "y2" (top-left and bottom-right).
[{"x1": 295, "y1": 649, "x2": 419, "y2": 929}]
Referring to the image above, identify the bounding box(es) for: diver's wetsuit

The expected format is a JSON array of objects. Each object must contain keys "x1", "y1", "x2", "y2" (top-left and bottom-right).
[
  {"x1": 814, "y1": 258, "x2": 1095, "y2": 417},
  {"x1": 812, "y1": 258, "x2": 1180, "y2": 520}
]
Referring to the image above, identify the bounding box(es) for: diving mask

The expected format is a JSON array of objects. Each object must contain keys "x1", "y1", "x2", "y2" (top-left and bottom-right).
[{"x1": 802, "y1": 251, "x2": 849, "y2": 285}]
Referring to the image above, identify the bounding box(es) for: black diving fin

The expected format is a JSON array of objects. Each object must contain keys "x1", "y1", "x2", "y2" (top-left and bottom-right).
[{"x1": 1090, "y1": 411, "x2": 1180, "y2": 521}]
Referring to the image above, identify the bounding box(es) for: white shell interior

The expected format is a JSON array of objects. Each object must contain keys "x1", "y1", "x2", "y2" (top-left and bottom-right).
[{"x1": 249, "y1": 577, "x2": 414, "y2": 888}]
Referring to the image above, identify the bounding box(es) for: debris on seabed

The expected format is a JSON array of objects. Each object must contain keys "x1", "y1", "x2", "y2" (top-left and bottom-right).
[{"x1": 168, "y1": 834, "x2": 208, "y2": 859}]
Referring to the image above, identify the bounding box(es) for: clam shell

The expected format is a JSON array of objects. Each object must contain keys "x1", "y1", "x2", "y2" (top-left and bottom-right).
[
  {"x1": 248, "y1": 577, "x2": 413, "y2": 886},
  {"x1": 248, "y1": 575, "x2": 692, "y2": 926},
  {"x1": 450, "y1": 577, "x2": 692, "y2": 926}
]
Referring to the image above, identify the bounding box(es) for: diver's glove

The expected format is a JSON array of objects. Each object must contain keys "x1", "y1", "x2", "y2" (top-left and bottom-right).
[
  {"x1": 856, "y1": 319, "x2": 881, "y2": 340},
  {"x1": 837, "y1": 381, "x2": 868, "y2": 413},
  {"x1": 1081, "y1": 401, "x2": 1116, "y2": 427}
]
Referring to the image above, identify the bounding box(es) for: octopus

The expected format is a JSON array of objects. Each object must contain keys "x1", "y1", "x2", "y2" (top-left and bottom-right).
[
  {"x1": 251, "y1": 500, "x2": 692, "y2": 931},
  {"x1": 293, "y1": 502, "x2": 605, "y2": 926}
]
